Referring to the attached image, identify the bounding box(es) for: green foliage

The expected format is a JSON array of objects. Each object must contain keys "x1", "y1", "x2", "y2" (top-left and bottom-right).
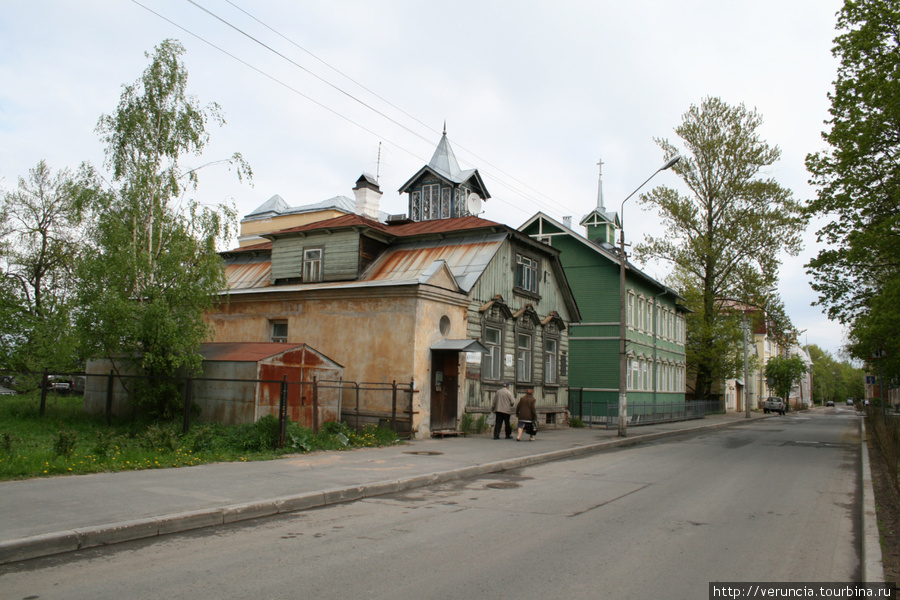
[
  {"x1": 0, "y1": 393, "x2": 401, "y2": 480},
  {"x1": 764, "y1": 354, "x2": 809, "y2": 405},
  {"x1": 807, "y1": 344, "x2": 865, "y2": 404},
  {"x1": 74, "y1": 40, "x2": 250, "y2": 418},
  {"x1": 805, "y1": 1, "x2": 900, "y2": 382},
  {"x1": 459, "y1": 413, "x2": 490, "y2": 435},
  {"x1": 0, "y1": 160, "x2": 84, "y2": 373},
  {"x1": 636, "y1": 97, "x2": 805, "y2": 399},
  {"x1": 569, "y1": 416, "x2": 585, "y2": 428},
  {"x1": 52, "y1": 430, "x2": 77, "y2": 458}
]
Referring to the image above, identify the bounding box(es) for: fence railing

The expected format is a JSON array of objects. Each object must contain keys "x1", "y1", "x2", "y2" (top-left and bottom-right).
[
  {"x1": 1, "y1": 370, "x2": 416, "y2": 445},
  {"x1": 568, "y1": 389, "x2": 726, "y2": 429}
]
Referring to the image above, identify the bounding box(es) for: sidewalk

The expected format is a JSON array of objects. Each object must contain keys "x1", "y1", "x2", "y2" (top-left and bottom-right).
[{"x1": 0, "y1": 411, "x2": 819, "y2": 566}]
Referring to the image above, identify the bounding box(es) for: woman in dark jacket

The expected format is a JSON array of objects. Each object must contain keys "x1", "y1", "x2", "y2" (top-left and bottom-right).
[{"x1": 515, "y1": 388, "x2": 538, "y2": 441}]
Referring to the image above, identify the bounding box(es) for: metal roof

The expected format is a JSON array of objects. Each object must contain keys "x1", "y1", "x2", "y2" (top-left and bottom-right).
[
  {"x1": 363, "y1": 232, "x2": 506, "y2": 292},
  {"x1": 430, "y1": 339, "x2": 489, "y2": 353},
  {"x1": 224, "y1": 255, "x2": 271, "y2": 290},
  {"x1": 200, "y1": 342, "x2": 309, "y2": 362}
]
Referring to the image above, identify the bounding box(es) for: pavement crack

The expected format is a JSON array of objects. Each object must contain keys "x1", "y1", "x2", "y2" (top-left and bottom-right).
[{"x1": 567, "y1": 483, "x2": 652, "y2": 517}]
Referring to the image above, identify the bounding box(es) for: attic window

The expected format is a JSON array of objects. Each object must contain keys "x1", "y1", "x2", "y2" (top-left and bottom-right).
[{"x1": 515, "y1": 253, "x2": 539, "y2": 295}]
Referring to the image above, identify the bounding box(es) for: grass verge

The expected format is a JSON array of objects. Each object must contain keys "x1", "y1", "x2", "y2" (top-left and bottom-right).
[{"x1": 0, "y1": 392, "x2": 402, "y2": 481}]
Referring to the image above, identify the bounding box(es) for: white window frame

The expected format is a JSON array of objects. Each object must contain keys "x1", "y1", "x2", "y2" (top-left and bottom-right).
[
  {"x1": 544, "y1": 337, "x2": 558, "y2": 384},
  {"x1": 302, "y1": 248, "x2": 323, "y2": 282},
  {"x1": 517, "y1": 332, "x2": 533, "y2": 383},
  {"x1": 483, "y1": 325, "x2": 502, "y2": 381},
  {"x1": 270, "y1": 320, "x2": 288, "y2": 343},
  {"x1": 515, "y1": 254, "x2": 539, "y2": 294}
]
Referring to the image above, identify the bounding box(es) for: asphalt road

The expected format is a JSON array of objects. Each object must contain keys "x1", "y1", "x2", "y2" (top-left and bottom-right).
[{"x1": 0, "y1": 409, "x2": 861, "y2": 600}]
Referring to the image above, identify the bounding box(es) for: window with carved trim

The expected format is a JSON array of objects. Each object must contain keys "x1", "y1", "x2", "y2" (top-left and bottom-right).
[
  {"x1": 544, "y1": 337, "x2": 558, "y2": 384},
  {"x1": 483, "y1": 325, "x2": 502, "y2": 381},
  {"x1": 516, "y1": 332, "x2": 532, "y2": 382}
]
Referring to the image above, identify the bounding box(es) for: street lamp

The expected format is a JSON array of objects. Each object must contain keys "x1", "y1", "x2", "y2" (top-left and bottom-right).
[{"x1": 618, "y1": 155, "x2": 681, "y2": 437}]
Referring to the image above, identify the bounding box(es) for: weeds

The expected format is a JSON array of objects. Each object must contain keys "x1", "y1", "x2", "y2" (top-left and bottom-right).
[{"x1": 0, "y1": 393, "x2": 402, "y2": 480}]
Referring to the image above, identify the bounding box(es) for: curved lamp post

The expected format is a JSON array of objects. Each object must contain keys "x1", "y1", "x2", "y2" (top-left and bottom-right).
[{"x1": 618, "y1": 155, "x2": 681, "y2": 437}]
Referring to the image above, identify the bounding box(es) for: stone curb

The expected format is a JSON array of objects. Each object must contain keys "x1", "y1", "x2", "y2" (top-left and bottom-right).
[
  {"x1": 860, "y1": 419, "x2": 886, "y2": 583},
  {"x1": 0, "y1": 415, "x2": 766, "y2": 566}
]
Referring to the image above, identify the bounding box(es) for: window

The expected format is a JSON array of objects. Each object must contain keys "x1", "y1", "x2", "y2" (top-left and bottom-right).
[
  {"x1": 560, "y1": 350, "x2": 568, "y2": 377},
  {"x1": 302, "y1": 248, "x2": 322, "y2": 282},
  {"x1": 544, "y1": 338, "x2": 558, "y2": 384},
  {"x1": 516, "y1": 333, "x2": 532, "y2": 382},
  {"x1": 270, "y1": 320, "x2": 288, "y2": 343},
  {"x1": 423, "y1": 184, "x2": 440, "y2": 220},
  {"x1": 515, "y1": 254, "x2": 539, "y2": 294},
  {"x1": 440, "y1": 187, "x2": 451, "y2": 218},
  {"x1": 637, "y1": 298, "x2": 644, "y2": 331},
  {"x1": 411, "y1": 190, "x2": 421, "y2": 220},
  {"x1": 627, "y1": 292, "x2": 635, "y2": 328},
  {"x1": 642, "y1": 360, "x2": 650, "y2": 391},
  {"x1": 630, "y1": 358, "x2": 640, "y2": 390},
  {"x1": 483, "y1": 326, "x2": 502, "y2": 381}
]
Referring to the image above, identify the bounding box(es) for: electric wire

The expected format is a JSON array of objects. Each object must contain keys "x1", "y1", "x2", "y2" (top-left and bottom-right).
[{"x1": 130, "y1": 0, "x2": 581, "y2": 219}]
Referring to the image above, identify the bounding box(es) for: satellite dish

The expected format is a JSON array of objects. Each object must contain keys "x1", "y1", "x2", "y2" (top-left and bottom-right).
[{"x1": 466, "y1": 193, "x2": 482, "y2": 215}]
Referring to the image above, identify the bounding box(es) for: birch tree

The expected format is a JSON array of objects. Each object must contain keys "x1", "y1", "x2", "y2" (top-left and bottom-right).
[{"x1": 76, "y1": 39, "x2": 250, "y2": 417}]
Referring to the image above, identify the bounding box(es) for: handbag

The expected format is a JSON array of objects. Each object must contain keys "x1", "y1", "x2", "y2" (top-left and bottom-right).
[{"x1": 487, "y1": 412, "x2": 496, "y2": 427}]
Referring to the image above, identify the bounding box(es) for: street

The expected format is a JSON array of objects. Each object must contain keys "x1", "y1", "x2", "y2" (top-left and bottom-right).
[{"x1": 0, "y1": 409, "x2": 861, "y2": 600}]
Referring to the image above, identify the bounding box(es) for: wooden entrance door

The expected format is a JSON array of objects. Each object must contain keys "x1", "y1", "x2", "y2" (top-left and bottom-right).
[{"x1": 430, "y1": 351, "x2": 459, "y2": 431}]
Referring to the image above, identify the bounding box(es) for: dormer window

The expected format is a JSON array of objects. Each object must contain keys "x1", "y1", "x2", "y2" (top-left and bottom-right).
[{"x1": 303, "y1": 248, "x2": 323, "y2": 282}]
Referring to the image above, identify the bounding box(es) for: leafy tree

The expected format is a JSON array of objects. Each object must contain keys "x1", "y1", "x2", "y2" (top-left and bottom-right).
[
  {"x1": 636, "y1": 97, "x2": 806, "y2": 399},
  {"x1": 75, "y1": 39, "x2": 250, "y2": 417},
  {"x1": 765, "y1": 354, "x2": 809, "y2": 409},
  {"x1": 805, "y1": 0, "x2": 900, "y2": 381},
  {"x1": 806, "y1": 344, "x2": 865, "y2": 404},
  {"x1": 0, "y1": 161, "x2": 84, "y2": 374}
]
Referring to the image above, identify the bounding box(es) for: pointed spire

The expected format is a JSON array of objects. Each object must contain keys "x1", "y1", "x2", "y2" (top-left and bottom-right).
[
  {"x1": 428, "y1": 126, "x2": 463, "y2": 181},
  {"x1": 597, "y1": 158, "x2": 605, "y2": 211}
]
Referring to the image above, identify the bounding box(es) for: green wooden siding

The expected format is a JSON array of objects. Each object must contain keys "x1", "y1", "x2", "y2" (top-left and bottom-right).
[
  {"x1": 271, "y1": 230, "x2": 361, "y2": 283},
  {"x1": 521, "y1": 216, "x2": 688, "y2": 414}
]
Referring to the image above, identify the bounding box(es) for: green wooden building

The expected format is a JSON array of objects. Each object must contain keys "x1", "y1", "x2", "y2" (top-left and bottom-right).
[{"x1": 520, "y1": 211, "x2": 688, "y2": 422}]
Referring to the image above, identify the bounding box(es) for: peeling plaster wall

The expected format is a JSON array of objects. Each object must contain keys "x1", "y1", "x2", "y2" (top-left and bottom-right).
[{"x1": 207, "y1": 287, "x2": 470, "y2": 438}]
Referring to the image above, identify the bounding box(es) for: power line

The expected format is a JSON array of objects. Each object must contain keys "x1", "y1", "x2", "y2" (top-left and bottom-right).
[{"x1": 130, "y1": 0, "x2": 580, "y2": 219}]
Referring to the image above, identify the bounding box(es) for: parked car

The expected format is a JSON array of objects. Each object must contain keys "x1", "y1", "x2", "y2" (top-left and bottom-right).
[
  {"x1": 826, "y1": 400, "x2": 835, "y2": 407},
  {"x1": 763, "y1": 396, "x2": 786, "y2": 415},
  {"x1": 846, "y1": 398, "x2": 854, "y2": 406},
  {"x1": 47, "y1": 375, "x2": 74, "y2": 394}
]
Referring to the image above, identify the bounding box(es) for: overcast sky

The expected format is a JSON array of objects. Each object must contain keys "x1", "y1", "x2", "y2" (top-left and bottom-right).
[{"x1": 0, "y1": 0, "x2": 847, "y2": 356}]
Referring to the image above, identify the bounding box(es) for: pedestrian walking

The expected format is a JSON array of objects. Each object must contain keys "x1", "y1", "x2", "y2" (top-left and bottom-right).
[
  {"x1": 491, "y1": 382, "x2": 515, "y2": 439},
  {"x1": 516, "y1": 388, "x2": 538, "y2": 441}
]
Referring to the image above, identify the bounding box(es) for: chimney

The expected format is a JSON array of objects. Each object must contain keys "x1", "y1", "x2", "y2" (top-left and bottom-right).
[
  {"x1": 353, "y1": 173, "x2": 382, "y2": 219},
  {"x1": 563, "y1": 216, "x2": 573, "y2": 229}
]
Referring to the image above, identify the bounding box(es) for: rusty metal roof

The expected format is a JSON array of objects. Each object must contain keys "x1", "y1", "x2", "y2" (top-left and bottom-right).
[
  {"x1": 363, "y1": 232, "x2": 506, "y2": 292},
  {"x1": 224, "y1": 255, "x2": 271, "y2": 290},
  {"x1": 263, "y1": 214, "x2": 504, "y2": 240},
  {"x1": 199, "y1": 342, "x2": 309, "y2": 362}
]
